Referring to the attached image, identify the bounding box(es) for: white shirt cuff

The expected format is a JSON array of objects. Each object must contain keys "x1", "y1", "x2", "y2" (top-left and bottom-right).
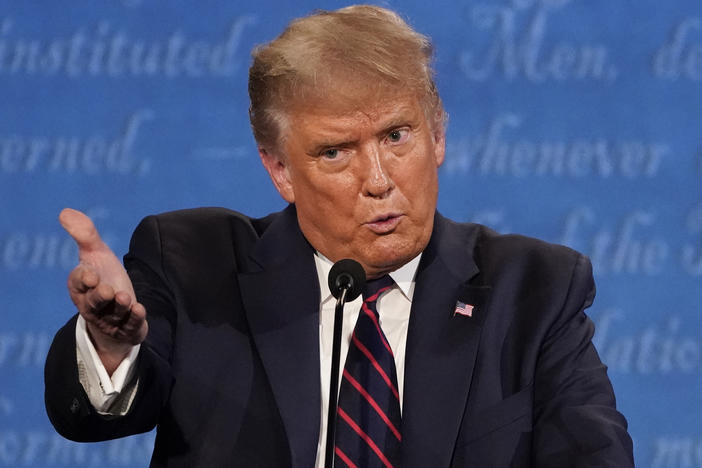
[{"x1": 75, "y1": 315, "x2": 140, "y2": 414}]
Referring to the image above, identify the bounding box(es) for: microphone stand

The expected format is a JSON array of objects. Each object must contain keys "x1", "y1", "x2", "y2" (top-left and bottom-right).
[{"x1": 325, "y1": 287, "x2": 348, "y2": 468}]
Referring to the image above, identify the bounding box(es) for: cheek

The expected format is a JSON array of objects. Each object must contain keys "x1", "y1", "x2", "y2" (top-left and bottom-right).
[
  {"x1": 293, "y1": 171, "x2": 360, "y2": 225},
  {"x1": 313, "y1": 179, "x2": 358, "y2": 210},
  {"x1": 395, "y1": 153, "x2": 439, "y2": 202},
  {"x1": 317, "y1": 171, "x2": 360, "y2": 204}
]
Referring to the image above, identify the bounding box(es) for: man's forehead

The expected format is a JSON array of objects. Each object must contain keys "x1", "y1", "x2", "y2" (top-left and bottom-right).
[{"x1": 288, "y1": 95, "x2": 423, "y2": 132}]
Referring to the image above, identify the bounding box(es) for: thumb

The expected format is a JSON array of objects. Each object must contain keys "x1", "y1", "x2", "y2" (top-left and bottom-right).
[{"x1": 59, "y1": 208, "x2": 107, "y2": 253}]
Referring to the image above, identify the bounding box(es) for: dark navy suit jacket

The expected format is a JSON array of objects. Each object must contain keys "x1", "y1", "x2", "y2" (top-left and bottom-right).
[{"x1": 45, "y1": 205, "x2": 634, "y2": 467}]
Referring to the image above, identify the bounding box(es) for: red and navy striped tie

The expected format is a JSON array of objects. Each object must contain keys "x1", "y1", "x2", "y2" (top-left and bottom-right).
[{"x1": 334, "y1": 275, "x2": 401, "y2": 468}]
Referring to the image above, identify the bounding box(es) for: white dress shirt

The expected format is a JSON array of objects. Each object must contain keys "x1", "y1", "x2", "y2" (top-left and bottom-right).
[
  {"x1": 314, "y1": 253, "x2": 419, "y2": 467},
  {"x1": 76, "y1": 252, "x2": 421, "y2": 465}
]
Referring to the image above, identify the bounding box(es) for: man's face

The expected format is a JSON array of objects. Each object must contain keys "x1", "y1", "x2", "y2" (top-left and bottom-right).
[{"x1": 260, "y1": 92, "x2": 445, "y2": 278}]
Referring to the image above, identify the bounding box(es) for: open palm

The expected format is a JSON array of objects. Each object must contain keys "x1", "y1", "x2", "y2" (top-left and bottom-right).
[{"x1": 60, "y1": 208, "x2": 147, "y2": 374}]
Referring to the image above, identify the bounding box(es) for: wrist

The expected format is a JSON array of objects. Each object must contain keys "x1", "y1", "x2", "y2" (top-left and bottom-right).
[{"x1": 85, "y1": 323, "x2": 133, "y2": 376}]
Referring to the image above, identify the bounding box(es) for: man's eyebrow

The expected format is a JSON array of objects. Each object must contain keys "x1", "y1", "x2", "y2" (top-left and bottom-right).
[
  {"x1": 308, "y1": 138, "x2": 358, "y2": 155},
  {"x1": 376, "y1": 114, "x2": 419, "y2": 135},
  {"x1": 305, "y1": 109, "x2": 420, "y2": 154}
]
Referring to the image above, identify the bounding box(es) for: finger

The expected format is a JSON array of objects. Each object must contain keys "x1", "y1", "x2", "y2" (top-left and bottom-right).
[
  {"x1": 122, "y1": 302, "x2": 148, "y2": 344},
  {"x1": 106, "y1": 291, "x2": 135, "y2": 326},
  {"x1": 128, "y1": 301, "x2": 146, "y2": 322},
  {"x1": 102, "y1": 302, "x2": 147, "y2": 345},
  {"x1": 114, "y1": 290, "x2": 133, "y2": 309},
  {"x1": 68, "y1": 265, "x2": 99, "y2": 294},
  {"x1": 84, "y1": 282, "x2": 118, "y2": 315},
  {"x1": 59, "y1": 208, "x2": 106, "y2": 253}
]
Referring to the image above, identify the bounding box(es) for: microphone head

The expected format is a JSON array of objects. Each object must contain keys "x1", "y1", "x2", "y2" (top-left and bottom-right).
[{"x1": 328, "y1": 259, "x2": 366, "y2": 301}]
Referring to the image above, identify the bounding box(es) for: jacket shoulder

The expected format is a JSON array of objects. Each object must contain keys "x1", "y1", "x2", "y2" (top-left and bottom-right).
[
  {"x1": 145, "y1": 206, "x2": 276, "y2": 237},
  {"x1": 467, "y1": 224, "x2": 589, "y2": 282},
  {"x1": 462, "y1": 223, "x2": 596, "y2": 334},
  {"x1": 132, "y1": 206, "x2": 279, "y2": 247},
  {"x1": 126, "y1": 207, "x2": 283, "y2": 275},
  {"x1": 436, "y1": 218, "x2": 593, "y2": 308}
]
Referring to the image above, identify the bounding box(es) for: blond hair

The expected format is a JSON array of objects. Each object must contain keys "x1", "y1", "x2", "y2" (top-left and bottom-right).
[{"x1": 248, "y1": 5, "x2": 445, "y2": 152}]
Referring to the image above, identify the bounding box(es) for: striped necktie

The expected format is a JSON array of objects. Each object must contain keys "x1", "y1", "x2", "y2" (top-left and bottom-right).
[{"x1": 334, "y1": 275, "x2": 401, "y2": 468}]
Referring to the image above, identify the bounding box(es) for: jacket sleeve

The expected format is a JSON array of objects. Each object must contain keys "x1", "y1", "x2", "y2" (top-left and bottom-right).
[
  {"x1": 531, "y1": 253, "x2": 634, "y2": 467},
  {"x1": 45, "y1": 215, "x2": 175, "y2": 442}
]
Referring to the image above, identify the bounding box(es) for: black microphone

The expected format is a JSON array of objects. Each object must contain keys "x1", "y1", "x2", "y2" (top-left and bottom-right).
[
  {"x1": 325, "y1": 259, "x2": 366, "y2": 468},
  {"x1": 328, "y1": 258, "x2": 365, "y2": 302}
]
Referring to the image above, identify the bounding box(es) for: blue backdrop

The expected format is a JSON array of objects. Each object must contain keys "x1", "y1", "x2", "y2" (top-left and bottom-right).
[{"x1": 2, "y1": 0, "x2": 701, "y2": 466}]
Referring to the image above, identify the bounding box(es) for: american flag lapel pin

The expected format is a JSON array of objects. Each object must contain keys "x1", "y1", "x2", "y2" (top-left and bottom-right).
[{"x1": 454, "y1": 300, "x2": 474, "y2": 317}]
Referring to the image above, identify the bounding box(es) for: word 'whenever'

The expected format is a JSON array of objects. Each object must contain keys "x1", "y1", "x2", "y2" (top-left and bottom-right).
[{"x1": 443, "y1": 113, "x2": 667, "y2": 179}]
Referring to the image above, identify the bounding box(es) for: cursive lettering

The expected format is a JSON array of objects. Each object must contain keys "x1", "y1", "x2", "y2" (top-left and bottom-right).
[
  {"x1": 443, "y1": 113, "x2": 668, "y2": 179},
  {"x1": 560, "y1": 207, "x2": 669, "y2": 275},
  {"x1": 0, "y1": 109, "x2": 152, "y2": 175},
  {"x1": 459, "y1": 0, "x2": 617, "y2": 82},
  {"x1": 0, "y1": 16, "x2": 255, "y2": 78},
  {"x1": 654, "y1": 17, "x2": 702, "y2": 81}
]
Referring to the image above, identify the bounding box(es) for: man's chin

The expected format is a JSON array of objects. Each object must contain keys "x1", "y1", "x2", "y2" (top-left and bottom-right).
[{"x1": 360, "y1": 243, "x2": 420, "y2": 277}]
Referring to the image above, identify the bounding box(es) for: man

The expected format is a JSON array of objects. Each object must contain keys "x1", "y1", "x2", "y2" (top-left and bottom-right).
[{"x1": 45, "y1": 5, "x2": 634, "y2": 467}]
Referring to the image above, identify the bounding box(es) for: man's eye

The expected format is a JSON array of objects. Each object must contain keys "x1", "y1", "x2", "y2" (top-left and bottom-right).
[
  {"x1": 387, "y1": 129, "x2": 409, "y2": 144},
  {"x1": 322, "y1": 149, "x2": 339, "y2": 159}
]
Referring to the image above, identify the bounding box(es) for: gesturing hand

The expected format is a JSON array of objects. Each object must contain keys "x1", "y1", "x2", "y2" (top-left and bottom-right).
[{"x1": 60, "y1": 208, "x2": 148, "y2": 375}]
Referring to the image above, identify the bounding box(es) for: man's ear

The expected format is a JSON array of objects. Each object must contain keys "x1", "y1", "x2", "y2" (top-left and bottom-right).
[
  {"x1": 259, "y1": 147, "x2": 295, "y2": 203},
  {"x1": 432, "y1": 125, "x2": 446, "y2": 168}
]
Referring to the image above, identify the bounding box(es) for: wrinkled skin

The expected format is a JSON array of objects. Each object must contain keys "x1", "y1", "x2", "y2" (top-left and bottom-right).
[{"x1": 260, "y1": 92, "x2": 445, "y2": 279}]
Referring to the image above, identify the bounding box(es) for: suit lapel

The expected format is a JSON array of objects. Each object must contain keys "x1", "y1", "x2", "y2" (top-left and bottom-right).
[
  {"x1": 402, "y1": 213, "x2": 492, "y2": 468},
  {"x1": 237, "y1": 205, "x2": 321, "y2": 468}
]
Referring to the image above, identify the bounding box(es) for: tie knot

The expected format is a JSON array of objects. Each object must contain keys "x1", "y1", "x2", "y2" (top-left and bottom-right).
[{"x1": 362, "y1": 274, "x2": 394, "y2": 301}]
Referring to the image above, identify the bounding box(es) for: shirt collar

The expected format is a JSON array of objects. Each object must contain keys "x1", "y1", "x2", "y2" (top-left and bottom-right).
[{"x1": 314, "y1": 251, "x2": 422, "y2": 303}]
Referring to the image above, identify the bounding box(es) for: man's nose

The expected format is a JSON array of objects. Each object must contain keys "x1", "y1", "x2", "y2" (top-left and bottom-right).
[{"x1": 361, "y1": 144, "x2": 394, "y2": 198}]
